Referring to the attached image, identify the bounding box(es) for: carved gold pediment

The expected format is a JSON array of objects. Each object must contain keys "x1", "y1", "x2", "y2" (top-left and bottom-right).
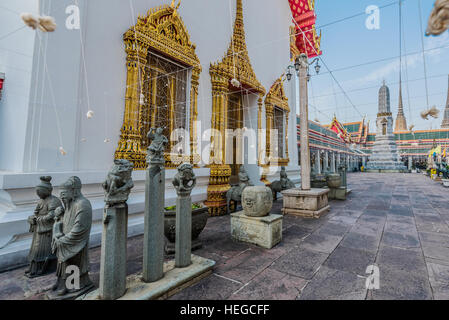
[
  {"x1": 125, "y1": 5, "x2": 200, "y2": 69},
  {"x1": 265, "y1": 75, "x2": 290, "y2": 112}
]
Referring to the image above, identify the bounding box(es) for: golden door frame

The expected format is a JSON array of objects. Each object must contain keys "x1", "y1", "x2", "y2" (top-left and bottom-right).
[
  {"x1": 205, "y1": 0, "x2": 266, "y2": 216},
  {"x1": 115, "y1": 5, "x2": 202, "y2": 169}
]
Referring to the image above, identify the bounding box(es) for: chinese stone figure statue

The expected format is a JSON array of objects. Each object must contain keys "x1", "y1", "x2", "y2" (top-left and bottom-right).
[
  {"x1": 25, "y1": 176, "x2": 62, "y2": 278},
  {"x1": 226, "y1": 166, "x2": 254, "y2": 214},
  {"x1": 102, "y1": 159, "x2": 134, "y2": 208},
  {"x1": 172, "y1": 163, "x2": 197, "y2": 267},
  {"x1": 146, "y1": 127, "x2": 168, "y2": 163},
  {"x1": 269, "y1": 167, "x2": 296, "y2": 200},
  {"x1": 238, "y1": 166, "x2": 253, "y2": 192},
  {"x1": 50, "y1": 176, "x2": 94, "y2": 299},
  {"x1": 99, "y1": 160, "x2": 134, "y2": 300}
]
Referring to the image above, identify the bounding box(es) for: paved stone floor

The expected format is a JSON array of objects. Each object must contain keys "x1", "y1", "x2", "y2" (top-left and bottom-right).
[{"x1": 1, "y1": 173, "x2": 449, "y2": 300}]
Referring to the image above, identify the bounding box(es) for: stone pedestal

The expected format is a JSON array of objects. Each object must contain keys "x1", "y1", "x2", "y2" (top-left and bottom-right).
[
  {"x1": 143, "y1": 161, "x2": 165, "y2": 283},
  {"x1": 175, "y1": 192, "x2": 192, "y2": 268},
  {"x1": 230, "y1": 211, "x2": 282, "y2": 249},
  {"x1": 80, "y1": 255, "x2": 215, "y2": 300},
  {"x1": 328, "y1": 187, "x2": 347, "y2": 200},
  {"x1": 281, "y1": 188, "x2": 330, "y2": 218},
  {"x1": 99, "y1": 204, "x2": 128, "y2": 300}
]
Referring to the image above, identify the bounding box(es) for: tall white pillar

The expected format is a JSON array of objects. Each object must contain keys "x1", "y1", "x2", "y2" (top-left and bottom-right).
[
  {"x1": 324, "y1": 151, "x2": 329, "y2": 173},
  {"x1": 317, "y1": 150, "x2": 322, "y2": 174},
  {"x1": 331, "y1": 152, "x2": 336, "y2": 173}
]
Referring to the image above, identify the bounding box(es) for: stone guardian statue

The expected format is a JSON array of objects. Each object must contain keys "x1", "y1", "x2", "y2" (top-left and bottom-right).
[
  {"x1": 49, "y1": 176, "x2": 94, "y2": 299},
  {"x1": 26, "y1": 176, "x2": 62, "y2": 278},
  {"x1": 99, "y1": 160, "x2": 134, "y2": 300}
]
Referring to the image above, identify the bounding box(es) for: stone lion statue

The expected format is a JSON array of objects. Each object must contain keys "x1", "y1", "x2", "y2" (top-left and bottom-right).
[
  {"x1": 102, "y1": 159, "x2": 134, "y2": 207},
  {"x1": 172, "y1": 163, "x2": 196, "y2": 194}
]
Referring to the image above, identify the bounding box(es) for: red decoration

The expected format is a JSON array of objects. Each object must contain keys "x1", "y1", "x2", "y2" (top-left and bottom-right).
[
  {"x1": 0, "y1": 73, "x2": 4, "y2": 100},
  {"x1": 288, "y1": 0, "x2": 322, "y2": 58}
]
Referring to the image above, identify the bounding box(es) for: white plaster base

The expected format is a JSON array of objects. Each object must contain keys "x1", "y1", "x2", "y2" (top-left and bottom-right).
[{"x1": 230, "y1": 211, "x2": 283, "y2": 249}]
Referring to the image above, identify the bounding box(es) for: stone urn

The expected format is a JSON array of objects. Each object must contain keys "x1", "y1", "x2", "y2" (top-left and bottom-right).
[
  {"x1": 242, "y1": 186, "x2": 273, "y2": 217},
  {"x1": 326, "y1": 173, "x2": 342, "y2": 188},
  {"x1": 164, "y1": 204, "x2": 209, "y2": 254},
  {"x1": 311, "y1": 173, "x2": 327, "y2": 188}
]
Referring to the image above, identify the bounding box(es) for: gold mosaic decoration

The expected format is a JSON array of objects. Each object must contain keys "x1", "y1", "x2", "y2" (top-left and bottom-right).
[{"x1": 115, "y1": 4, "x2": 201, "y2": 169}]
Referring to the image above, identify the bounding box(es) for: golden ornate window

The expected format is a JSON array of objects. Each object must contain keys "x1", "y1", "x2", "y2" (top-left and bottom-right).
[
  {"x1": 115, "y1": 4, "x2": 201, "y2": 169},
  {"x1": 264, "y1": 75, "x2": 290, "y2": 167}
]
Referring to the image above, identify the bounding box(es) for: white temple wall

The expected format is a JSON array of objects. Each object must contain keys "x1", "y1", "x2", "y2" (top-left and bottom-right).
[
  {"x1": 0, "y1": 0, "x2": 296, "y2": 271},
  {"x1": 0, "y1": 0, "x2": 38, "y2": 172}
]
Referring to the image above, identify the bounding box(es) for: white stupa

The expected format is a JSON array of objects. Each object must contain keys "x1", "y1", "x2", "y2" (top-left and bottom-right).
[{"x1": 365, "y1": 81, "x2": 407, "y2": 172}]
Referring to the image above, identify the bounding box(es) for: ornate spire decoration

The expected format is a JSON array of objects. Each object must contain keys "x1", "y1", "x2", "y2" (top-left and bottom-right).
[
  {"x1": 441, "y1": 75, "x2": 449, "y2": 128},
  {"x1": 395, "y1": 0, "x2": 407, "y2": 132},
  {"x1": 209, "y1": 0, "x2": 265, "y2": 94},
  {"x1": 395, "y1": 80, "x2": 408, "y2": 131}
]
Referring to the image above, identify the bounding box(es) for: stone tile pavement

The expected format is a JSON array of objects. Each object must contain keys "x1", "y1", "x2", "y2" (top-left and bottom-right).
[{"x1": 1, "y1": 172, "x2": 449, "y2": 300}]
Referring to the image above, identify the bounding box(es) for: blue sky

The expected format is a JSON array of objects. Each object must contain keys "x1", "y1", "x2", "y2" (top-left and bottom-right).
[{"x1": 307, "y1": 0, "x2": 449, "y2": 132}]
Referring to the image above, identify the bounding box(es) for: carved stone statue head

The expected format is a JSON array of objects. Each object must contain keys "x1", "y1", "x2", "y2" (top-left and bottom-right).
[
  {"x1": 173, "y1": 163, "x2": 196, "y2": 195},
  {"x1": 103, "y1": 159, "x2": 134, "y2": 206},
  {"x1": 241, "y1": 186, "x2": 273, "y2": 217},
  {"x1": 60, "y1": 176, "x2": 82, "y2": 206},
  {"x1": 36, "y1": 176, "x2": 53, "y2": 199}
]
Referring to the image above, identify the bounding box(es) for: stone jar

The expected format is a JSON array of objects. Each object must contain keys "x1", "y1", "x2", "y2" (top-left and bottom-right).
[
  {"x1": 242, "y1": 186, "x2": 273, "y2": 217},
  {"x1": 311, "y1": 173, "x2": 327, "y2": 188},
  {"x1": 326, "y1": 173, "x2": 342, "y2": 188},
  {"x1": 164, "y1": 205, "x2": 209, "y2": 254}
]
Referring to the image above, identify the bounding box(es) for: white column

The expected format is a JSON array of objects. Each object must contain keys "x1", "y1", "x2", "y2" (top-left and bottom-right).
[
  {"x1": 316, "y1": 150, "x2": 322, "y2": 174},
  {"x1": 331, "y1": 152, "x2": 336, "y2": 173},
  {"x1": 324, "y1": 151, "x2": 329, "y2": 173},
  {"x1": 298, "y1": 54, "x2": 311, "y2": 190}
]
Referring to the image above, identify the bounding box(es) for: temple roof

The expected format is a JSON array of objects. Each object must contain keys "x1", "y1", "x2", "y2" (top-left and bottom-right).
[{"x1": 209, "y1": 0, "x2": 265, "y2": 95}]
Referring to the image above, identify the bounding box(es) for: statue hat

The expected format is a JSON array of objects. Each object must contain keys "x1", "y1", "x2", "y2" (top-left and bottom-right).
[{"x1": 37, "y1": 176, "x2": 53, "y2": 191}]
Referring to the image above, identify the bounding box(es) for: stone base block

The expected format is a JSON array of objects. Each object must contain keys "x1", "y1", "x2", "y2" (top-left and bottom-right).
[
  {"x1": 281, "y1": 188, "x2": 330, "y2": 219},
  {"x1": 329, "y1": 187, "x2": 347, "y2": 200},
  {"x1": 79, "y1": 255, "x2": 215, "y2": 300},
  {"x1": 47, "y1": 283, "x2": 95, "y2": 300},
  {"x1": 230, "y1": 212, "x2": 282, "y2": 249}
]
